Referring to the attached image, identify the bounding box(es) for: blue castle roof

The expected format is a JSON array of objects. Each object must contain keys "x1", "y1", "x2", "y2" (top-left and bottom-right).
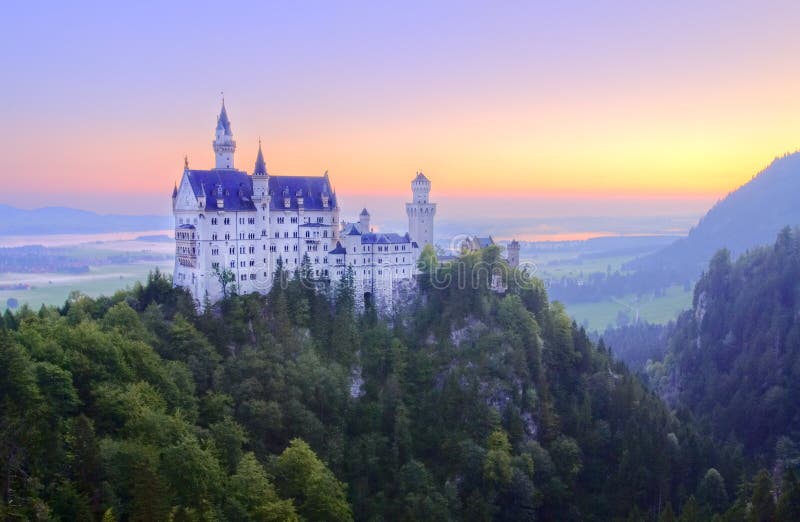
[
  {"x1": 183, "y1": 169, "x2": 338, "y2": 213},
  {"x1": 360, "y1": 232, "x2": 412, "y2": 245},
  {"x1": 268, "y1": 175, "x2": 337, "y2": 211},
  {"x1": 185, "y1": 169, "x2": 256, "y2": 211},
  {"x1": 329, "y1": 241, "x2": 347, "y2": 254}
]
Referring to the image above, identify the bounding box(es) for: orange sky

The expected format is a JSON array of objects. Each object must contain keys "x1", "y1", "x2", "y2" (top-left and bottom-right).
[{"x1": 2, "y1": 1, "x2": 800, "y2": 216}]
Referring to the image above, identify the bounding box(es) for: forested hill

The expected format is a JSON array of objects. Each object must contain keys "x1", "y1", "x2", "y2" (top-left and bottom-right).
[
  {"x1": 648, "y1": 228, "x2": 800, "y2": 466},
  {"x1": 627, "y1": 152, "x2": 800, "y2": 279},
  {"x1": 2, "y1": 248, "x2": 798, "y2": 521}
]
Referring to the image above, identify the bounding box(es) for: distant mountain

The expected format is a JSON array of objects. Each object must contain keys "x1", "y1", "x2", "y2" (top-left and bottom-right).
[
  {"x1": 627, "y1": 151, "x2": 800, "y2": 278},
  {"x1": 0, "y1": 205, "x2": 171, "y2": 235}
]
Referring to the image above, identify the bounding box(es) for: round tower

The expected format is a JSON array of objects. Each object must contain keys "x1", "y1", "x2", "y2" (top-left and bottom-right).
[
  {"x1": 359, "y1": 208, "x2": 371, "y2": 232},
  {"x1": 405, "y1": 171, "x2": 436, "y2": 249},
  {"x1": 213, "y1": 99, "x2": 236, "y2": 169}
]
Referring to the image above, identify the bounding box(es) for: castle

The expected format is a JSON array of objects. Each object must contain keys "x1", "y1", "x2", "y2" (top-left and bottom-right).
[{"x1": 172, "y1": 101, "x2": 435, "y2": 308}]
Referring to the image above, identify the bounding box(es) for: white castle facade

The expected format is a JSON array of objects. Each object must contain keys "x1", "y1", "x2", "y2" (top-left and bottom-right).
[{"x1": 172, "y1": 102, "x2": 436, "y2": 308}]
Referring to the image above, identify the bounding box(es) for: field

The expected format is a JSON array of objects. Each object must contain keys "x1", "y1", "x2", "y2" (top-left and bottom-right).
[
  {"x1": 0, "y1": 261, "x2": 174, "y2": 311},
  {"x1": 563, "y1": 284, "x2": 692, "y2": 331},
  {"x1": 514, "y1": 235, "x2": 692, "y2": 332},
  {"x1": 0, "y1": 233, "x2": 174, "y2": 311}
]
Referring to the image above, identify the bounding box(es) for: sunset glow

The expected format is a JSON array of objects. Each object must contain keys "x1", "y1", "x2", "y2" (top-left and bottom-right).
[{"x1": 3, "y1": 0, "x2": 799, "y2": 215}]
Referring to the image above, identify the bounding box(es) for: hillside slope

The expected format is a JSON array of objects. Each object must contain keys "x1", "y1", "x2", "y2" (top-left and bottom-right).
[
  {"x1": 0, "y1": 250, "x2": 736, "y2": 521},
  {"x1": 648, "y1": 227, "x2": 800, "y2": 460},
  {"x1": 628, "y1": 152, "x2": 800, "y2": 278}
]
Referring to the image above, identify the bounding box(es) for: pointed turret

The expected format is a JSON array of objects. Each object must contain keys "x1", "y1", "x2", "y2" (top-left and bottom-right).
[
  {"x1": 213, "y1": 98, "x2": 236, "y2": 169},
  {"x1": 172, "y1": 182, "x2": 178, "y2": 199},
  {"x1": 252, "y1": 139, "x2": 269, "y2": 201},
  {"x1": 216, "y1": 99, "x2": 233, "y2": 135},
  {"x1": 253, "y1": 138, "x2": 267, "y2": 176}
]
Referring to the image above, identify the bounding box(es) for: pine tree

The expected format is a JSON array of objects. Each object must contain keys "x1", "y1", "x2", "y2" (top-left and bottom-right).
[{"x1": 749, "y1": 469, "x2": 776, "y2": 522}]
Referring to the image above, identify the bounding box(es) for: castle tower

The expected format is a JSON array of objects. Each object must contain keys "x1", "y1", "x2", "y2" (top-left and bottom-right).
[
  {"x1": 359, "y1": 208, "x2": 371, "y2": 232},
  {"x1": 252, "y1": 139, "x2": 268, "y2": 201},
  {"x1": 213, "y1": 99, "x2": 236, "y2": 169},
  {"x1": 405, "y1": 171, "x2": 436, "y2": 249},
  {"x1": 507, "y1": 240, "x2": 520, "y2": 268}
]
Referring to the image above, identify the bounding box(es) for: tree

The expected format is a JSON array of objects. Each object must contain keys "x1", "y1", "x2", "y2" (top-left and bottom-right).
[
  {"x1": 272, "y1": 438, "x2": 353, "y2": 522},
  {"x1": 484, "y1": 430, "x2": 513, "y2": 485},
  {"x1": 659, "y1": 503, "x2": 676, "y2": 522},
  {"x1": 214, "y1": 265, "x2": 236, "y2": 299},
  {"x1": 777, "y1": 469, "x2": 800, "y2": 522},
  {"x1": 229, "y1": 452, "x2": 298, "y2": 521},
  {"x1": 749, "y1": 469, "x2": 776, "y2": 522},
  {"x1": 698, "y1": 468, "x2": 728, "y2": 515},
  {"x1": 679, "y1": 496, "x2": 701, "y2": 522}
]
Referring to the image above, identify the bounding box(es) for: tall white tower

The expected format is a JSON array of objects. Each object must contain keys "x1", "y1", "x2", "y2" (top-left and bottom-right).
[
  {"x1": 213, "y1": 100, "x2": 236, "y2": 169},
  {"x1": 405, "y1": 171, "x2": 436, "y2": 249}
]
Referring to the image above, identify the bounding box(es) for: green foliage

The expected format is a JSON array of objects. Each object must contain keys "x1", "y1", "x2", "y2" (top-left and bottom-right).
[
  {"x1": 749, "y1": 470, "x2": 776, "y2": 522},
  {"x1": 0, "y1": 262, "x2": 758, "y2": 520},
  {"x1": 650, "y1": 228, "x2": 800, "y2": 461},
  {"x1": 273, "y1": 438, "x2": 352, "y2": 522}
]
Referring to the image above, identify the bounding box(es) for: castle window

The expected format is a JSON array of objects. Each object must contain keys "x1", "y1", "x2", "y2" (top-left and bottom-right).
[
  {"x1": 275, "y1": 232, "x2": 280, "y2": 238},
  {"x1": 212, "y1": 248, "x2": 219, "y2": 256},
  {"x1": 290, "y1": 217, "x2": 298, "y2": 224},
  {"x1": 317, "y1": 217, "x2": 323, "y2": 223},
  {"x1": 305, "y1": 231, "x2": 310, "y2": 238},
  {"x1": 230, "y1": 261, "x2": 235, "y2": 268},
  {"x1": 212, "y1": 262, "x2": 219, "y2": 269},
  {"x1": 277, "y1": 217, "x2": 285, "y2": 224},
  {"x1": 225, "y1": 233, "x2": 230, "y2": 240},
  {"x1": 250, "y1": 273, "x2": 256, "y2": 280},
  {"x1": 224, "y1": 218, "x2": 230, "y2": 225},
  {"x1": 270, "y1": 245, "x2": 277, "y2": 252},
  {"x1": 229, "y1": 247, "x2": 235, "y2": 255},
  {"x1": 293, "y1": 232, "x2": 298, "y2": 238},
  {"x1": 212, "y1": 233, "x2": 218, "y2": 241},
  {"x1": 211, "y1": 218, "x2": 217, "y2": 225},
  {"x1": 284, "y1": 245, "x2": 289, "y2": 252},
  {"x1": 240, "y1": 274, "x2": 246, "y2": 281},
  {"x1": 249, "y1": 246, "x2": 255, "y2": 254}
]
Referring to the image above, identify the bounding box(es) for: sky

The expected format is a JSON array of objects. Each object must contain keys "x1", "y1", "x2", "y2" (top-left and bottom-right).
[{"x1": 2, "y1": 0, "x2": 799, "y2": 227}]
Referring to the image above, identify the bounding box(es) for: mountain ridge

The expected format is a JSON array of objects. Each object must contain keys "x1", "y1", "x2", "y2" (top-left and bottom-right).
[
  {"x1": 626, "y1": 151, "x2": 800, "y2": 278},
  {"x1": 0, "y1": 204, "x2": 171, "y2": 235}
]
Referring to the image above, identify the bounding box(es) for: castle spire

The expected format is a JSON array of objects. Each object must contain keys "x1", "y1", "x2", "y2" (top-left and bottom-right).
[
  {"x1": 253, "y1": 138, "x2": 267, "y2": 176},
  {"x1": 213, "y1": 98, "x2": 236, "y2": 169}
]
